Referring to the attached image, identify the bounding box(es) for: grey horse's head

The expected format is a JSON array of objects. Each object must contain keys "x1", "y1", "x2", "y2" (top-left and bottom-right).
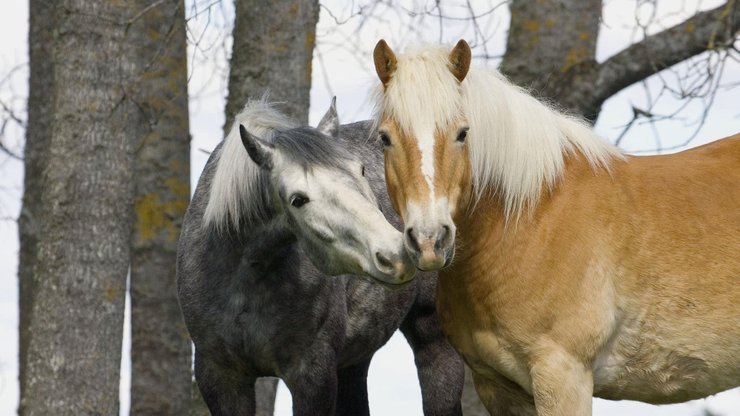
[{"x1": 239, "y1": 99, "x2": 416, "y2": 286}]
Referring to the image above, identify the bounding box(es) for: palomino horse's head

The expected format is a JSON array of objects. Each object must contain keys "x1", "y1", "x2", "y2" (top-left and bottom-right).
[
  {"x1": 240, "y1": 100, "x2": 416, "y2": 286},
  {"x1": 373, "y1": 40, "x2": 472, "y2": 271}
]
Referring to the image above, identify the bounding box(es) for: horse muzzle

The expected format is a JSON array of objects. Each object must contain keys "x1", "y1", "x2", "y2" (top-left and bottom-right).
[
  {"x1": 368, "y1": 246, "x2": 417, "y2": 286},
  {"x1": 404, "y1": 224, "x2": 455, "y2": 271}
]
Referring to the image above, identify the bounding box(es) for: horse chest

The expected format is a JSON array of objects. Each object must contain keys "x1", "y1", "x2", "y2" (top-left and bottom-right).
[
  {"x1": 340, "y1": 280, "x2": 411, "y2": 363},
  {"x1": 436, "y1": 270, "x2": 533, "y2": 392}
]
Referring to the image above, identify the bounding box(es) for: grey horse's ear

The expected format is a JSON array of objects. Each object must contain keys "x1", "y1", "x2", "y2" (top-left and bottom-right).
[
  {"x1": 240, "y1": 124, "x2": 274, "y2": 170},
  {"x1": 317, "y1": 97, "x2": 339, "y2": 138}
]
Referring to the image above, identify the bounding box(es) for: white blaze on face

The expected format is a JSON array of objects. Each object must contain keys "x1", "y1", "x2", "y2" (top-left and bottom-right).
[
  {"x1": 406, "y1": 198, "x2": 454, "y2": 234},
  {"x1": 415, "y1": 124, "x2": 437, "y2": 204}
]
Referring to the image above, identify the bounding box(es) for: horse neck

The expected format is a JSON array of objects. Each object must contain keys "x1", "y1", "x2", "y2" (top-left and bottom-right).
[
  {"x1": 452, "y1": 192, "x2": 507, "y2": 267},
  {"x1": 449, "y1": 153, "x2": 602, "y2": 279},
  {"x1": 235, "y1": 214, "x2": 298, "y2": 269}
]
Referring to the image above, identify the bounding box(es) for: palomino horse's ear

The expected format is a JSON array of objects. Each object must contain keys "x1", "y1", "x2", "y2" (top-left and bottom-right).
[
  {"x1": 239, "y1": 124, "x2": 274, "y2": 170},
  {"x1": 449, "y1": 39, "x2": 471, "y2": 82},
  {"x1": 373, "y1": 39, "x2": 397, "y2": 87},
  {"x1": 317, "y1": 96, "x2": 339, "y2": 138}
]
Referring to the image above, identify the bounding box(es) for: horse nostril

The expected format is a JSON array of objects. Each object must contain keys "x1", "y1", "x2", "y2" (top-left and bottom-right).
[
  {"x1": 375, "y1": 251, "x2": 394, "y2": 270},
  {"x1": 436, "y1": 225, "x2": 452, "y2": 250},
  {"x1": 405, "y1": 228, "x2": 420, "y2": 252}
]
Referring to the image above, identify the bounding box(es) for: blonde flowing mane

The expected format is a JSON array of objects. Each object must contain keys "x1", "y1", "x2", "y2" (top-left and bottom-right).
[
  {"x1": 375, "y1": 46, "x2": 623, "y2": 219},
  {"x1": 203, "y1": 99, "x2": 297, "y2": 230}
]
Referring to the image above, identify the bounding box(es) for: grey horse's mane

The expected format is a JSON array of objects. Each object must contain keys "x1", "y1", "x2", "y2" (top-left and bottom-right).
[
  {"x1": 203, "y1": 99, "x2": 354, "y2": 231},
  {"x1": 203, "y1": 99, "x2": 297, "y2": 230}
]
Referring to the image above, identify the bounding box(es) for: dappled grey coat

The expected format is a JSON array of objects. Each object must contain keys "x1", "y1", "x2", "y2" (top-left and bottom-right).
[{"x1": 177, "y1": 118, "x2": 464, "y2": 416}]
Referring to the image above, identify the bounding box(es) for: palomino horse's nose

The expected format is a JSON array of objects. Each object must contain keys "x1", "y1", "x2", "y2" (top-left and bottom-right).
[{"x1": 405, "y1": 225, "x2": 454, "y2": 271}]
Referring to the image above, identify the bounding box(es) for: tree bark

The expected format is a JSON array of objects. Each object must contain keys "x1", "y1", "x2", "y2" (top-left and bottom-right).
[
  {"x1": 501, "y1": 0, "x2": 603, "y2": 119},
  {"x1": 18, "y1": 0, "x2": 55, "y2": 409},
  {"x1": 20, "y1": 0, "x2": 143, "y2": 414},
  {"x1": 128, "y1": 1, "x2": 192, "y2": 414},
  {"x1": 224, "y1": 0, "x2": 320, "y2": 131}
]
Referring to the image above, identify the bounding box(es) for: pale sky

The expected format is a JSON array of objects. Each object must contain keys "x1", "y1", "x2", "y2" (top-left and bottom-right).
[{"x1": 1, "y1": 1, "x2": 739, "y2": 415}]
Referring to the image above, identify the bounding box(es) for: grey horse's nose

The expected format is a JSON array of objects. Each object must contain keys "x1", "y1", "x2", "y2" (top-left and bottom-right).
[
  {"x1": 372, "y1": 248, "x2": 416, "y2": 284},
  {"x1": 375, "y1": 251, "x2": 394, "y2": 272}
]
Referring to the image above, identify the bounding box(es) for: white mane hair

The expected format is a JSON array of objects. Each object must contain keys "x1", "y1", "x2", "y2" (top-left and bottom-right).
[
  {"x1": 203, "y1": 99, "x2": 297, "y2": 230},
  {"x1": 375, "y1": 46, "x2": 623, "y2": 220}
]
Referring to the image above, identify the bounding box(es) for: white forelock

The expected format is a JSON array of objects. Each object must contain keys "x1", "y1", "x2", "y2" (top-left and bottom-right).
[
  {"x1": 203, "y1": 99, "x2": 297, "y2": 230},
  {"x1": 374, "y1": 46, "x2": 463, "y2": 137}
]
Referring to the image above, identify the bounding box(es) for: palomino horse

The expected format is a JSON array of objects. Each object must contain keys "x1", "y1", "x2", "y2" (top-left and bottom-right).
[
  {"x1": 177, "y1": 99, "x2": 464, "y2": 416},
  {"x1": 372, "y1": 39, "x2": 740, "y2": 415}
]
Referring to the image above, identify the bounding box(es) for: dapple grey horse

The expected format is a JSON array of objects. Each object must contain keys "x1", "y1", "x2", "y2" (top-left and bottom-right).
[{"x1": 177, "y1": 99, "x2": 464, "y2": 416}]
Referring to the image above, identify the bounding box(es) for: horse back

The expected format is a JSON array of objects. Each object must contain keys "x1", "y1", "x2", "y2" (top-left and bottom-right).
[{"x1": 612, "y1": 134, "x2": 740, "y2": 264}]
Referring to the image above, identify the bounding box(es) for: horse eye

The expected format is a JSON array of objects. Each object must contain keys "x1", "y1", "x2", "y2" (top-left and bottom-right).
[
  {"x1": 379, "y1": 131, "x2": 391, "y2": 147},
  {"x1": 289, "y1": 194, "x2": 309, "y2": 208},
  {"x1": 361, "y1": 165, "x2": 366, "y2": 177},
  {"x1": 456, "y1": 127, "x2": 469, "y2": 143}
]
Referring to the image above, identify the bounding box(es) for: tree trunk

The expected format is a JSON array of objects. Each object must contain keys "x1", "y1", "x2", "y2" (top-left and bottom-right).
[
  {"x1": 20, "y1": 1, "x2": 143, "y2": 413},
  {"x1": 224, "y1": 0, "x2": 320, "y2": 131},
  {"x1": 209, "y1": 1, "x2": 319, "y2": 413},
  {"x1": 18, "y1": 0, "x2": 55, "y2": 409},
  {"x1": 129, "y1": 1, "x2": 192, "y2": 414},
  {"x1": 501, "y1": 0, "x2": 603, "y2": 119}
]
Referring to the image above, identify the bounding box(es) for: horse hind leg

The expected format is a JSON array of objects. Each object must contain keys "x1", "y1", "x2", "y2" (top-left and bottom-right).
[
  {"x1": 194, "y1": 349, "x2": 256, "y2": 416},
  {"x1": 335, "y1": 359, "x2": 372, "y2": 416}
]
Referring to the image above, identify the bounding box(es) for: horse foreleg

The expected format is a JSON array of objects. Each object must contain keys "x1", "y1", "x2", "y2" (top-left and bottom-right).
[
  {"x1": 284, "y1": 351, "x2": 338, "y2": 416},
  {"x1": 471, "y1": 369, "x2": 536, "y2": 416},
  {"x1": 400, "y1": 291, "x2": 464, "y2": 416},
  {"x1": 529, "y1": 346, "x2": 593, "y2": 416},
  {"x1": 335, "y1": 359, "x2": 372, "y2": 416},
  {"x1": 194, "y1": 349, "x2": 256, "y2": 416}
]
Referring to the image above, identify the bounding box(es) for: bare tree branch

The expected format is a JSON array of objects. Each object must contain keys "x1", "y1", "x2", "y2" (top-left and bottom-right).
[
  {"x1": 589, "y1": 0, "x2": 739, "y2": 111},
  {"x1": 0, "y1": 139, "x2": 22, "y2": 160}
]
